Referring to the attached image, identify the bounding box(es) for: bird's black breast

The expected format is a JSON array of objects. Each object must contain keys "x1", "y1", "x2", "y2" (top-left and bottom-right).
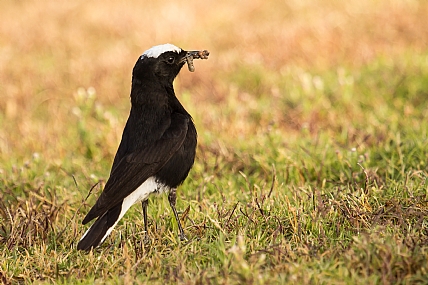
[{"x1": 155, "y1": 118, "x2": 197, "y2": 188}]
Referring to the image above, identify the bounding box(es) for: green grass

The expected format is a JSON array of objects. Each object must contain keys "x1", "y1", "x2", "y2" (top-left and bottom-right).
[
  {"x1": 1, "y1": 0, "x2": 428, "y2": 284},
  {"x1": 2, "y1": 51, "x2": 428, "y2": 284}
]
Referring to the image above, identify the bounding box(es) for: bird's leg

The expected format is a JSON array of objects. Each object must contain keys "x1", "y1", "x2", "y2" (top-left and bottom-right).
[
  {"x1": 141, "y1": 199, "x2": 150, "y2": 243},
  {"x1": 168, "y1": 188, "x2": 188, "y2": 241}
]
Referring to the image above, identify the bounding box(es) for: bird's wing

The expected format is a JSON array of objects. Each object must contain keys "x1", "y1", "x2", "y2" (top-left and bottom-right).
[
  {"x1": 109, "y1": 119, "x2": 131, "y2": 175},
  {"x1": 82, "y1": 113, "x2": 189, "y2": 224}
]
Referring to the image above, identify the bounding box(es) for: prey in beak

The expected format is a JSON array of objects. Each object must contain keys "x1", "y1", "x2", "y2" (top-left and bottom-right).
[{"x1": 180, "y1": 50, "x2": 210, "y2": 72}]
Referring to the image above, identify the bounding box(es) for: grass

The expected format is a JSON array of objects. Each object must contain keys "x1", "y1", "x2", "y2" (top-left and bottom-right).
[{"x1": 1, "y1": 0, "x2": 428, "y2": 284}]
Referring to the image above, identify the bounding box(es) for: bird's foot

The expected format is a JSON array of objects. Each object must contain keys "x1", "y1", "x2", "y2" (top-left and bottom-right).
[
  {"x1": 179, "y1": 232, "x2": 188, "y2": 242},
  {"x1": 142, "y1": 233, "x2": 151, "y2": 245}
]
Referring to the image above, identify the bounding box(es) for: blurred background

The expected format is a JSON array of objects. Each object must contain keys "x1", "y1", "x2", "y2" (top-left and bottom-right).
[{"x1": 1, "y1": 0, "x2": 427, "y2": 163}]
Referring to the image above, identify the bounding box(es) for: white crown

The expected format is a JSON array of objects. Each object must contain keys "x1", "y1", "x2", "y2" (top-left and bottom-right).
[{"x1": 141, "y1": 43, "x2": 182, "y2": 59}]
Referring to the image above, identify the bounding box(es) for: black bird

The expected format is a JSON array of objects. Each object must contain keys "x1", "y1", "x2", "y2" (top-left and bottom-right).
[{"x1": 77, "y1": 43, "x2": 209, "y2": 251}]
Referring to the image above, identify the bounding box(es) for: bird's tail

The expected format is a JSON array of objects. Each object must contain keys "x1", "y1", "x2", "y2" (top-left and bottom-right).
[{"x1": 77, "y1": 204, "x2": 122, "y2": 251}]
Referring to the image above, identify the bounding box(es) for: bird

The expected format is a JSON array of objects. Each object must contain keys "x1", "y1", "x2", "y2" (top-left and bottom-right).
[{"x1": 77, "y1": 43, "x2": 209, "y2": 251}]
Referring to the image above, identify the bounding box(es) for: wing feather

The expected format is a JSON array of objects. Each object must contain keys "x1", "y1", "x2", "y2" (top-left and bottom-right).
[{"x1": 82, "y1": 113, "x2": 189, "y2": 224}]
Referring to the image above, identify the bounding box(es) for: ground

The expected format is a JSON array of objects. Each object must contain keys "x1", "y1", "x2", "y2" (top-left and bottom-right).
[{"x1": 0, "y1": 0, "x2": 428, "y2": 284}]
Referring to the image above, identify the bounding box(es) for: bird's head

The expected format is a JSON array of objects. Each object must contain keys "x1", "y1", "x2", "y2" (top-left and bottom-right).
[{"x1": 132, "y1": 43, "x2": 209, "y2": 86}]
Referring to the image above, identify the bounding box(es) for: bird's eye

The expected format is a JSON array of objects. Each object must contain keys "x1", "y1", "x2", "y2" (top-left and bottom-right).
[{"x1": 167, "y1": 56, "x2": 175, "y2": 64}]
